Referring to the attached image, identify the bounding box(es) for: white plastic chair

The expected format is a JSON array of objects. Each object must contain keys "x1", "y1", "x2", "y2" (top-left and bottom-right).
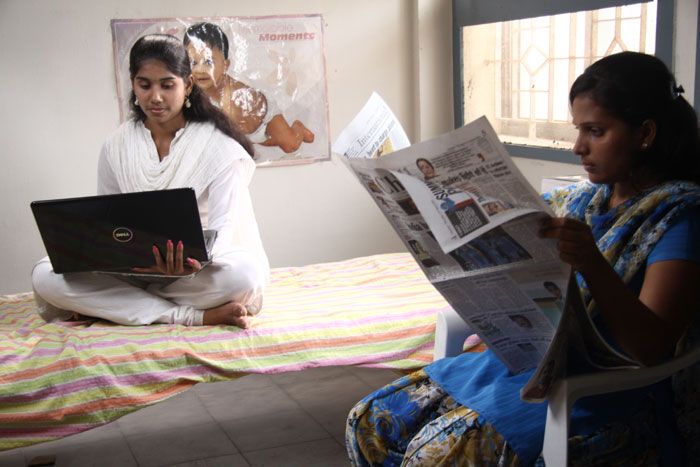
[
  {"x1": 541, "y1": 344, "x2": 700, "y2": 466},
  {"x1": 433, "y1": 307, "x2": 700, "y2": 467}
]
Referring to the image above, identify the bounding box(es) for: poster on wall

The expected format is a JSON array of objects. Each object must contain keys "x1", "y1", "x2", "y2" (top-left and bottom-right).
[{"x1": 111, "y1": 15, "x2": 330, "y2": 166}]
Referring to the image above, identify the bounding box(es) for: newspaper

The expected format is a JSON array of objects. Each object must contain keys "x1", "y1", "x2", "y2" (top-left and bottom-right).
[
  {"x1": 332, "y1": 92, "x2": 410, "y2": 158},
  {"x1": 333, "y1": 93, "x2": 639, "y2": 402}
]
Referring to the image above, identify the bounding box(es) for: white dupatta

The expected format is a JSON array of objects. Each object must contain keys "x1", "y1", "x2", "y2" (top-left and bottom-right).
[{"x1": 103, "y1": 120, "x2": 233, "y2": 197}]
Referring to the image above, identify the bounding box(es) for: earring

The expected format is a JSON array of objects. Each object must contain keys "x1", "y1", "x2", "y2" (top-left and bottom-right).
[
  {"x1": 134, "y1": 97, "x2": 140, "y2": 107},
  {"x1": 185, "y1": 96, "x2": 191, "y2": 108},
  {"x1": 641, "y1": 142, "x2": 648, "y2": 150}
]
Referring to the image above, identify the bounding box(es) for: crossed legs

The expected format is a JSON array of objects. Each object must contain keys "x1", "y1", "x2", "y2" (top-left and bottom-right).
[{"x1": 31, "y1": 252, "x2": 265, "y2": 327}]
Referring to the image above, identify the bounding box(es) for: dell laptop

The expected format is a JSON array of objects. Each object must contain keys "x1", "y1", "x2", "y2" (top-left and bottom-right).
[{"x1": 31, "y1": 188, "x2": 215, "y2": 276}]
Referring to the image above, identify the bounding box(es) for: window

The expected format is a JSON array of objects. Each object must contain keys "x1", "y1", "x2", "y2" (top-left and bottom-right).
[{"x1": 453, "y1": 0, "x2": 674, "y2": 162}]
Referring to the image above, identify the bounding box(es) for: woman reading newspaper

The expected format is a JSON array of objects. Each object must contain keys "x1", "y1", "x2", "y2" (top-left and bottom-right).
[{"x1": 346, "y1": 51, "x2": 700, "y2": 466}]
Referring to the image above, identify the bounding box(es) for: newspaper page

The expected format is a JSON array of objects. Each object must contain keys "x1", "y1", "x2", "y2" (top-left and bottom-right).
[
  {"x1": 332, "y1": 92, "x2": 410, "y2": 158},
  {"x1": 336, "y1": 111, "x2": 571, "y2": 375},
  {"x1": 520, "y1": 275, "x2": 639, "y2": 401},
  {"x1": 334, "y1": 93, "x2": 640, "y2": 401}
]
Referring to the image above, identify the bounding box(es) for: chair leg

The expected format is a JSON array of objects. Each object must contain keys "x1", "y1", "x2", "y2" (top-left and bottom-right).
[
  {"x1": 542, "y1": 380, "x2": 571, "y2": 467},
  {"x1": 433, "y1": 307, "x2": 472, "y2": 360}
]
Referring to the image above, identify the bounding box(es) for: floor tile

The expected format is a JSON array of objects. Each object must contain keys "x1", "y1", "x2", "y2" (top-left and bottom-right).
[
  {"x1": 278, "y1": 373, "x2": 376, "y2": 436},
  {"x1": 0, "y1": 449, "x2": 25, "y2": 467},
  {"x1": 125, "y1": 421, "x2": 237, "y2": 467},
  {"x1": 344, "y1": 366, "x2": 402, "y2": 388},
  {"x1": 274, "y1": 369, "x2": 373, "y2": 403},
  {"x1": 333, "y1": 433, "x2": 349, "y2": 451},
  {"x1": 2, "y1": 367, "x2": 399, "y2": 467},
  {"x1": 117, "y1": 388, "x2": 214, "y2": 436},
  {"x1": 169, "y1": 453, "x2": 251, "y2": 467},
  {"x1": 20, "y1": 436, "x2": 137, "y2": 467},
  {"x1": 269, "y1": 366, "x2": 349, "y2": 386},
  {"x1": 193, "y1": 374, "x2": 275, "y2": 398},
  {"x1": 199, "y1": 383, "x2": 301, "y2": 422},
  {"x1": 305, "y1": 402, "x2": 356, "y2": 437},
  {"x1": 243, "y1": 438, "x2": 350, "y2": 467},
  {"x1": 220, "y1": 408, "x2": 330, "y2": 452}
]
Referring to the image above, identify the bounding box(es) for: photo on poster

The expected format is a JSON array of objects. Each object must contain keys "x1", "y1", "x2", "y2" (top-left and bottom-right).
[{"x1": 111, "y1": 15, "x2": 330, "y2": 166}]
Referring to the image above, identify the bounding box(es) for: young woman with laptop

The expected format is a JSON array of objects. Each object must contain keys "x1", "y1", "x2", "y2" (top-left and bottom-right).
[{"x1": 31, "y1": 34, "x2": 269, "y2": 328}]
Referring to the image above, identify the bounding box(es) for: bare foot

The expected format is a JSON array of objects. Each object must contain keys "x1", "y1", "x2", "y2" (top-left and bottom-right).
[{"x1": 202, "y1": 302, "x2": 250, "y2": 328}]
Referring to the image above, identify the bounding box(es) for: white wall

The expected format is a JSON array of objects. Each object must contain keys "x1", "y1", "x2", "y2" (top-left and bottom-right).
[{"x1": 0, "y1": 0, "x2": 422, "y2": 294}]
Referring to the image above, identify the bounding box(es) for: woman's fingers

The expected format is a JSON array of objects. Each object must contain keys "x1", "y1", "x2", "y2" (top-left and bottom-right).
[
  {"x1": 539, "y1": 217, "x2": 587, "y2": 236},
  {"x1": 165, "y1": 239, "x2": 174, "y2": 274},
  {"x1": 539, "y1": 217, "x2": 602, "y2": 272},
  {"x1": 553, "y1": 228, "x2": 592, "y2": 244},
  {"x1": 143, "y1": 241, "x2": 201, "y2": 276},
  {"x1": 175, "y1": 240, "x2": 184, "y2": 273},
  {"x1": 540, "y1": 219, "x2": 593, "y2": 245},
  {"x1": 152, "y1": 244, "x2": 165, "y2": 272},
  {"x1": 186, "y1": 257, "x2": 202, "y2": 272}
]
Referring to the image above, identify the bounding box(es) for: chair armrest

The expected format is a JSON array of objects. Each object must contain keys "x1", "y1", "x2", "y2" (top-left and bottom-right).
[
  {"x1": 434, "y1": 307, "x2": 472, "y2": 360},
  {"x1": 542, "y1": 345, "x2": 700, "y2": 467}
]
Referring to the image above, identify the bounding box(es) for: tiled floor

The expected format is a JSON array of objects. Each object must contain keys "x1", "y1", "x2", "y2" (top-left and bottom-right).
[{"x1": 0, "y1": 366, "x2": 401, "y2": 467}]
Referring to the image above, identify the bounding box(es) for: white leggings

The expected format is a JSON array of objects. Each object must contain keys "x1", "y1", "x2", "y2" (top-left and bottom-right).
[{"x1": 31, "y1": 252, "x2": 266, "y2": 326}]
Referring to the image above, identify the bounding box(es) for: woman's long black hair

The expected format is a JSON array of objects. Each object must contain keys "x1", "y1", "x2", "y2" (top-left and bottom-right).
[
  {"x1": 570, "y1": 51, "x2": 700, "y2": 184},
  {"x1": 128, "y1": 34, "x2": 254, "y2": 158}
]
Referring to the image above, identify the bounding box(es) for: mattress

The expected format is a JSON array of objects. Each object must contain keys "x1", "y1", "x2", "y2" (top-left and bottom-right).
[{"x1": 0, "y1": 252, "x2": 481, "y2": 451}]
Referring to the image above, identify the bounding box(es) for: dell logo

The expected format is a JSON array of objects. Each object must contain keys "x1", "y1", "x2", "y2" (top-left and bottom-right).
[{"x1": 113, "y1": 227, "x2": 133, "y2": 243}]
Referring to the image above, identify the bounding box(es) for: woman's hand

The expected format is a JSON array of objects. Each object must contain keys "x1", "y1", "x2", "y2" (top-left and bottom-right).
[
  {"x1": 538, "y1": 217, "x2": 606, "y2": 275},
  {"x1": 540, "y1": 217, "x2": 700, "y2": 364},
  {"x1": 132, "y1": 240, "x2": 202, "y2": 276}
]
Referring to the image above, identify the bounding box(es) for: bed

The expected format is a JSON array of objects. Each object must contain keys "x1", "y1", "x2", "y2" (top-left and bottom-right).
[{"x1": 0, "y1": 252, "x2": 483, "y2": 452}]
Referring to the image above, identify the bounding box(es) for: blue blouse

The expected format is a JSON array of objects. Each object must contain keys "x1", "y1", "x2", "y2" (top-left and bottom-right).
[{"x1": 425, "y1": 208, "x2": 700, "y2": 466}]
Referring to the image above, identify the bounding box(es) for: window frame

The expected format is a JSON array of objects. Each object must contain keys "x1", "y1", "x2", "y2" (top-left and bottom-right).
[{"x1": 452, "y1": 0, "x2": 675, "y2": 163}]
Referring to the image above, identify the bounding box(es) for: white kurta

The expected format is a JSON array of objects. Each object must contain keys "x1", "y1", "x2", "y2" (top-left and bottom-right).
[{"x1": 32, "y1": 120, "x2": 269, "y2": 325}]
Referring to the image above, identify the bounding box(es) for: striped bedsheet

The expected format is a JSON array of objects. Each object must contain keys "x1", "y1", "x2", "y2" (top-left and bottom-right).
[{"x1": 0, "y1": 253, "x2": 481, "y2": 451}]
